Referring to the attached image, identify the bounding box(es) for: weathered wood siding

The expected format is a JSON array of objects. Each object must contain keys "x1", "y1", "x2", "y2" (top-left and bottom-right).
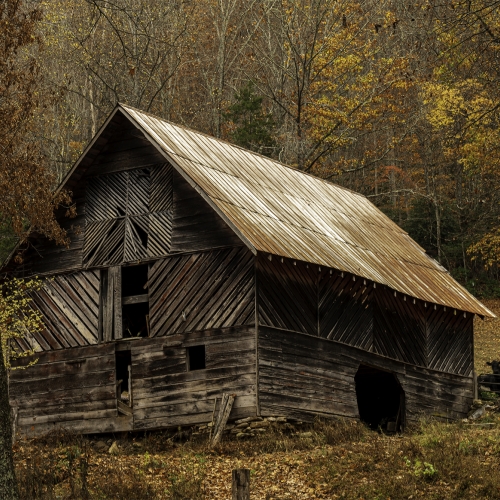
[
  {"x1": 148, "y1": 247, "x2": 254, "y2": 337},
  {"x1": 258, "y1": 326, "x2": 473, "y2": 423},
  {"x1": 84, "y1": 116, "x2": 166, "y2": 177},
  {"x1": 258, "y1": 257, "x2": 317, "y2": 336},
  {"x1": 131, "y1": 326, "x2": 257, "y2": 430},
  {"x1": 13, "y1": 112, "x2": 242, "y2": 278},
  {"x1": 9, "y1": 344, "x2": 131, "y2": 435},
  {"x1": 258, "y1": 255, "x2": 472, "y2": 376},
  {"x1": 319, "y1": 269, "x2": 373, "y2": 349},
  {"x1": 427, "y1": 307, "x2": 473, "y2": 376},
  {"x1": 13, "y1": 270, "x2": 100, "y2": 352},
  {"x1": 171, "y1": 170, "x2": 242, "y2": 253},
  {"x1": 373, "y1": 287, "x2": 427, "y2": 367}
]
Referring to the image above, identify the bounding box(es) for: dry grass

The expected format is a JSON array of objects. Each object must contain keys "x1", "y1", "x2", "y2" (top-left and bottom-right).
[
  {"x1": 474, "y1": 298, "x2": 500, "y2": 374},
  {"x1": 14, "y1": 414, "x2": 500, "y2": 499}
]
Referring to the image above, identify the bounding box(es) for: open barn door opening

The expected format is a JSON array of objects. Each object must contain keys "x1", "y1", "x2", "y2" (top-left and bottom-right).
[{"x1": 355, "y1": 365, "x2": 405, "y2": 432}]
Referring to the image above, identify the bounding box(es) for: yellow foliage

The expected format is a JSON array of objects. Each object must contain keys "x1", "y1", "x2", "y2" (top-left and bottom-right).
[
  {"x1": 468, "y1": 230, "x2": 500, "y2": 271},
  {"x1": 0, "y1": 278, "x2": 44, "y2": 370}
]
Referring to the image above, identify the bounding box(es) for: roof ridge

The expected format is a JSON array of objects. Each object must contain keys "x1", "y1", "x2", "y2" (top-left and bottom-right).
[{"x1": 118, "y1": 103, "x2": 365, "y2": 199}]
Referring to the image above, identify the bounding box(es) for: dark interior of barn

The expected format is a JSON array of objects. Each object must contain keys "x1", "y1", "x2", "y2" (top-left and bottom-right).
[
  {"x1": 115, "y1": 350, "x2": 132, "y2": 406},
  {"x1": 355, "y1": 364, "x2": 405, "y2": 432},
  {"x1": 122, "y1": 264, "x2": 149, "y2": 338}
]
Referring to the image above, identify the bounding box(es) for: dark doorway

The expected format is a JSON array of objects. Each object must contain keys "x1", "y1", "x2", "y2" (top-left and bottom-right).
[
  {"x1": 355, "y1": 365, "x2": 405, "y2": 432},
  {"x1": 116, "y1": 350, "x2": 132, "y2": 415}
]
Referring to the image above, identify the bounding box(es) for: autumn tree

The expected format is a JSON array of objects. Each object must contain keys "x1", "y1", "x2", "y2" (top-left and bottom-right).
[{"x1": 0, "y1": 0, "x2": 70, "y2": 497}]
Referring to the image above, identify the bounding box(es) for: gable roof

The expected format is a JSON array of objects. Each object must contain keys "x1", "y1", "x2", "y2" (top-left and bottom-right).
[{"x1": 60, "y1": 103, "x2": 493, "y2": 317}]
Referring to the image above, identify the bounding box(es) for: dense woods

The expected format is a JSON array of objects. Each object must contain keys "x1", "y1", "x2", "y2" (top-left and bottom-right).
[{"x1": 1, "y1": 0, "x2": 500, "y2": 294}]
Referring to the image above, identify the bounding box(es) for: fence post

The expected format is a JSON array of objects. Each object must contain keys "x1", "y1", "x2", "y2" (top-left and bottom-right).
[{"x1": 232, "y1": 468, "x2": 250, "y2": 500}]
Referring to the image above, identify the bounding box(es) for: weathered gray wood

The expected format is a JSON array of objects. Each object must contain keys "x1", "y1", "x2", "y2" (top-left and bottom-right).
[
  {"x1": 122, "y1": 294, "x2": 149, "y2": 305},
  {"x1": 148, "y1": 248, "x2": 254, "y2": 336},
  {"x1": 232, "y1": 469, "x2": 250, "y2": 500},
  {"x1": 258, "y1": 326, "x2": 473, "y2": 424},
  {"x1": 131, "y1": 326, "x2": 257, "y2": 431},
  {"x1": 113, "y1": 266, "x2": 122, "y2": 339},
  {"x1": 9, "y1": 344, "x2": 117, "y2": 436},
  {"x1": 211, "y1": 393, "x2": 235, "y2": 446},
  {"x1": 170, "y1": 171, "x2": 242, "y2": 253}
]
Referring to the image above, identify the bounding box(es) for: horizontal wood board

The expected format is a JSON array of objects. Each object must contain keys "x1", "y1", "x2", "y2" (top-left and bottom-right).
[
  {"x1": 258, "y1": 326, "x2": 473, "y2": 424},
  {"x1": 9, "y1": 343, "x2": 123, "y2": 436},
  {"x1": 130, "y1": 326, "x2": 257, "y2": 430}
]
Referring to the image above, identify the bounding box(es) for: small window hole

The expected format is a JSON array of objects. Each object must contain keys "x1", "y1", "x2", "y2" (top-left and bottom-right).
[{"x1": 187, "y1": 345, "x2": 206, "y2": 371}]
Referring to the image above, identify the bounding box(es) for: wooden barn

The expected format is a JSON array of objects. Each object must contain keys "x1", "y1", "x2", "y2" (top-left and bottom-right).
[{"x1": 3, "y1": 103, "x2": 494, "y2": 436}]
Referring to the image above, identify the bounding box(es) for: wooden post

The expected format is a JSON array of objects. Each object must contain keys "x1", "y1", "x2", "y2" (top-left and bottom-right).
[
  {"x1": 232, "y1": 468, "x2": 250, "y2": 500},
  {"x1": 473, "y1": 369, "x2": 478, "y2": 400}
]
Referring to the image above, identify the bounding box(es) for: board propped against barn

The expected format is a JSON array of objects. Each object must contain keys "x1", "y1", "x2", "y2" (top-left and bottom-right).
[{"x1": 3, "y1": 103, "x2": 493, "y2": 437}]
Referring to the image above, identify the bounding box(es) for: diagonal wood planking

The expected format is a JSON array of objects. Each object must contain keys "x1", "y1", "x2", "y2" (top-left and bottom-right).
[
  {"x1": 24, "y1": 271, "x2": 100, "y2": 351},
  {"x1": 148, "y1": 247, "x2": 255, "y2": 336},
  {"x1": 84, "y1": 164, "x2": 173, "y2": 266},
  {"x1": 427, "y1": 307, "x2": 473, "y2": 376},
  {"x1": 373, "y1": 287, "x2": 427, "y2": 367},
  {"x1": 258, "y1": 256, "x2": 318, "y2": 336},
  {"x1": 319, "y1": 270, "x2": 374, "y2": 350}
]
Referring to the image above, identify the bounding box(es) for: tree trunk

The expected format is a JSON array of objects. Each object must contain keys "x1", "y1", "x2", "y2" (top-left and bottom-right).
[{"x1": 0, "y1": 340, "x2": 18, "y2": 499}]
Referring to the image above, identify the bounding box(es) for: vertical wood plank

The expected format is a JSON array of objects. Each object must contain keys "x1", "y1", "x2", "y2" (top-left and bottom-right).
[
  {"x1": 104, "y1": 269, "x2": 114, "y2": 342},
  {"x1": 113, "y1": 266, "x2": 123, "y2": 339}
]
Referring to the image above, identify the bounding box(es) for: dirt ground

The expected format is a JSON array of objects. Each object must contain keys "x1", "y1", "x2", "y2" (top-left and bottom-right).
[{"x1": 474, "y1": 298, "x2": 500, "y2": 374}]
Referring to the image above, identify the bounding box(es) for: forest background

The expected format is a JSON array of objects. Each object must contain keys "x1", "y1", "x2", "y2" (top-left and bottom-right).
[{"x1": 2, "y1": 0, "x2": 500, "y2": 298}]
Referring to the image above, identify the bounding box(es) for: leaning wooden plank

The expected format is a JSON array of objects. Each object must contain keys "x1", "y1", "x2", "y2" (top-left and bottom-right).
[{"x1": 211, "y1": 393, "x2": 235, "y2": 446}]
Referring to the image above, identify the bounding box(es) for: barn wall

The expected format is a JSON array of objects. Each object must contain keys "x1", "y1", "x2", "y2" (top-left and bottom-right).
[
  {"x1": 257, "y1": 255, "x2": 473, "y2": 377},
  {"x1": 427, "y1": 307, "x2": 473, "y2": 376},
  {"x1": 14, "y1": 269, "x2": 101, "y2": 352},
  {"x1": 318, "y1": 269, "x2": 373, "y2": 349},
  {"x1": 171, "y1": 170, "x2": 242, "y2": 253},
  {"x1": 373, "y1": 288, "x2": 427, "y2": 367},
  {"x1": 257, "y1": 256, "x2": 317, "y2": 335},
  {"x1": 258, "y1": 326, "x2": 473, "y2": 423},
  {"x1": 148, "y1": 247, "x2": 255, "y2": 337},
  {"x1": 9, "y1": 344, "x2": 131, "y2": 436},
  {"x1": 131, "y1": 326, "x2": 257, "y2": 430}
]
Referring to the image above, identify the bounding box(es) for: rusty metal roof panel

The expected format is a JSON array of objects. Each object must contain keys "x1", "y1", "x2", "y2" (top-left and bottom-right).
[{"x1": 121, "y1": 104, "x2": 494, "y2": 317}]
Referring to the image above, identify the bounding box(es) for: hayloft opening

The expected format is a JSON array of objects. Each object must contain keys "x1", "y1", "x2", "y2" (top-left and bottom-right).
[
  {"x1": 121, "y1": 264, "x2": 149, "y2": 338},
  {"x1": 116, "y1": 350, "x2": 132, "y2": 415},
  {"x1": 355, "y1": 365, "x2": 405, "y2": 432},
  {"x1": 122, "y1": 264, "x2": 148, "y2": 296}
]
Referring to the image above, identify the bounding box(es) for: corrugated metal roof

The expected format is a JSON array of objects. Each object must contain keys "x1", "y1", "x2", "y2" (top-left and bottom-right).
[{"x1": 120, "y1": 103, "x2": 494, "y2": 317}]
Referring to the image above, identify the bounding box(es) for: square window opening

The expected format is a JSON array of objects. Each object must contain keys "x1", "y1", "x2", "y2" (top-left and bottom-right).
[
  {"x1": 122, "y1": 302, "x2": 149, "y2": 338},
  {"x1": 122, "y1": 264, "x2": 149, "y2": 297},
  {"x1": 187, "y1": 345, "x2": 206, "y2": 371}
]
